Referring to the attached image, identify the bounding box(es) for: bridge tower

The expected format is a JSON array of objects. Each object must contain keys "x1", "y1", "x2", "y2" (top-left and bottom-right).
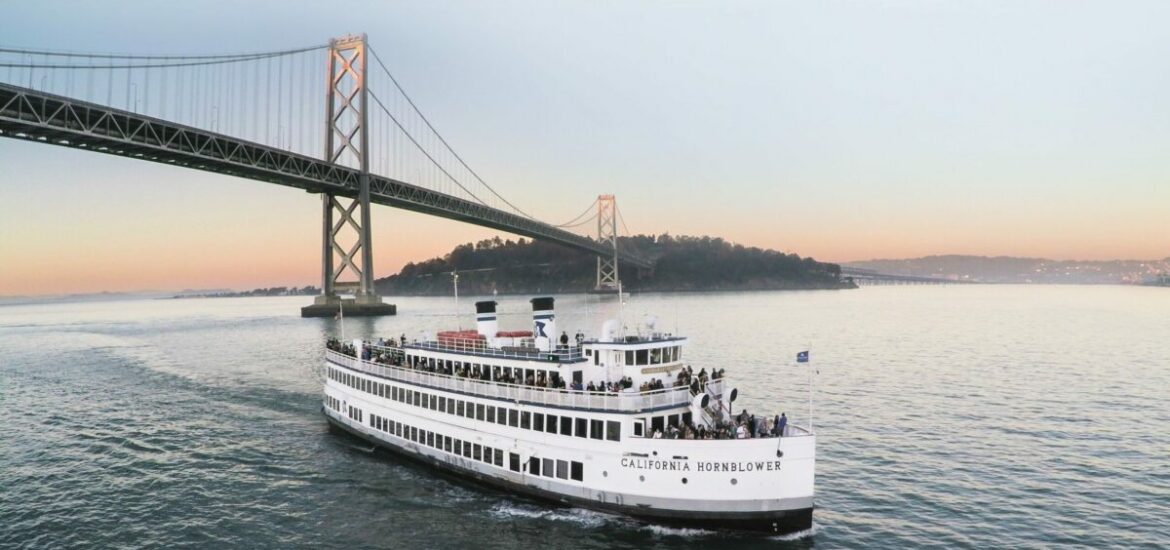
[
  {"x1": 302, "y1": 34, "x2": 395, "y2": 317},
  {"x1": 594, "y1": 195, "x2": 620, "y2": 293}
]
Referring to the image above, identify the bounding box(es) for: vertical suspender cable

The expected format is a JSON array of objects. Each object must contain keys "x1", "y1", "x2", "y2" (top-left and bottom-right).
[
  {"x1": 276, "y1": 53, "x2": 283, "y2": 147},
  {"x1": 144, "y1": 62, "x2": 150, "y2": 114},
  {"x1": 265, "y1": 56, "x2": 271, "y2": 144}
]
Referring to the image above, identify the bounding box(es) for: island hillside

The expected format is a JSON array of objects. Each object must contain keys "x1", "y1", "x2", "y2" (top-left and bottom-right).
[{"x1": 374, "y1": 234, "x2": 851, "y2": 296}]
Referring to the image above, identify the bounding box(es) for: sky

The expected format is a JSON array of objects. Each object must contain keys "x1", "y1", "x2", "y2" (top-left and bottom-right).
[{"x1": 1, "y1": 1, "x2": 1168, "y2": 295}]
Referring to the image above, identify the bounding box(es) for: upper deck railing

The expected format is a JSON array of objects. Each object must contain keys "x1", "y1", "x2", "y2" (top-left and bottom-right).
[
  {"x1": 325, "y1": 349, "x2": 722, "y2": 413},
  {"x1": 403, "y1": 339, "x2": 586, "y2": 363}
]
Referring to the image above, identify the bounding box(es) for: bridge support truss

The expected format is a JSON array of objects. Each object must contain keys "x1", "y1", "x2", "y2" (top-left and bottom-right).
[
  {"x1": 593, "y1": 194, "x2": 620, "y2": 293},
  {"x1": 302, "y1": 34, "x2": 395, "y2": 317}
]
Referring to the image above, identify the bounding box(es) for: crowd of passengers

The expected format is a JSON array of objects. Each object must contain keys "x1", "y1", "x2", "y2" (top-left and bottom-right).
[
  {"x1": 669, "y1": 365, "x2": 725, "y2": 394},
  {"x1": 326, "y1": 338, "x2": 792, "y2": 440},
  {"x1": 326, "y1": 337, "x2": 723, "y2": 396},
  {"x1": 653, "y1": 410, "x2": 790, "y2": 440}
]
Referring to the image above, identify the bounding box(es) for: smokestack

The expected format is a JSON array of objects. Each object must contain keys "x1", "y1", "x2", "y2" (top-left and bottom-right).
[
  {"x1": 475, "y1": 300, "x2": 498, "y2": 338},
  {"x1": 530, "y1": 296, "x2": 556, "y2": 352}
]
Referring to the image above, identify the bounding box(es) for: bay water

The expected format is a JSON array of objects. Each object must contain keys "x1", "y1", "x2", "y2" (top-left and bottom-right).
[{"x1": 1, "y1": 286, "x2": 1167, "y2": 548}]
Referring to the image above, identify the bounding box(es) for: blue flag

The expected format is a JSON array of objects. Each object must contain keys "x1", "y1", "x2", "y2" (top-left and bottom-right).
[{"x1": 796, "y1": 351, "x2": 809, "y2": 363}]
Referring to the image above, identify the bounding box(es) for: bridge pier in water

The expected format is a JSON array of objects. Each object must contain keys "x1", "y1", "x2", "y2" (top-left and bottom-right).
[{"x1": 302, "y1": 34, "x2": 394, "y2": 318}]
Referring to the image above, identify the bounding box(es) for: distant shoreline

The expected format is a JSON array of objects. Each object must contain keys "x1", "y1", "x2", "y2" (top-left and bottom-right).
[{"x1": 168, "y1": 282, "x2": 856, "y2": 301}]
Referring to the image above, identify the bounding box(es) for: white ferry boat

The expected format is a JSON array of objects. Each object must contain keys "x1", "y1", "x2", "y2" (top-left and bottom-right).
[{"x1": 321, "y1": 297, "x2": 816, "y2": 534}]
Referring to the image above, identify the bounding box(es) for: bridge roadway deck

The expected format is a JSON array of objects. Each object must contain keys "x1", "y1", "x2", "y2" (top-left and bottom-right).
[
  {"x1": 840, "y1": 267, "x2": 964, "y2": 284},
  {"x1": 0, "y1": 83, "x2": 650, "y2": 268}
]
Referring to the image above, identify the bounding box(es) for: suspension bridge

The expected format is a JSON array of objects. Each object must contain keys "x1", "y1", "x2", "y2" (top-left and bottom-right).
[{"x1": 0, "y1": 34, "x2": 648, "y2": 316}]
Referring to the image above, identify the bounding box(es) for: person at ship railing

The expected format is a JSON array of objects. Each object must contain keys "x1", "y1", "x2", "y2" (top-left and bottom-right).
[
  {"x1": 775, "y1": 413, "x2": 787, "y2": 437},
  {"x1": 736, "y1": 409, "x2": 750, "y2": 425}
]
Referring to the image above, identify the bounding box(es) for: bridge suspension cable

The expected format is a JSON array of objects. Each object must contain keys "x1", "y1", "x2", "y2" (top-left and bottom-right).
[
  {"x1": 613, "y1": 201, "x2": 651, "y2": 261},
  {"x1": 0, "y1": 52, "x2": 321, "y2": 70},
  {"x1": 0, "y1": 44, "x2": 327, "y2": 60},
  {"x1": 615, "y1": 202, "x2": 634, "y2": 237},
  {"x1": 1, "y1": 42, "x2": 329, "y2": 157},
  {"x1": 553, "y1": 198, "x2": 600, "y2": 228},
  {"x1": 367, "y1": 88, "x2": 489, "y2": 206},
  {"x1": 367, "y1": 46, "x2": 535, "y2": 220}
]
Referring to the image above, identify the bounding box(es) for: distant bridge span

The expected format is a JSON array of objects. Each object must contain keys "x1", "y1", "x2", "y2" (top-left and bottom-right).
[{"x1": 840, "y1": 267, "x2": 965, "y2": 285}]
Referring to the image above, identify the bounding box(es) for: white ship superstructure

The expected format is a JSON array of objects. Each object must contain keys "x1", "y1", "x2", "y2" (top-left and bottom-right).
[{"x1": 321, "y1": 297, "x2": 815, "y2": 533}]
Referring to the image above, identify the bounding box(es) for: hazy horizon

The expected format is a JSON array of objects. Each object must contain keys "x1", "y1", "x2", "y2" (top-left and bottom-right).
[
  {"x1": 3, "y1": 1, "x2": 1168, "y2": 295},
  {"x1": 4, "y1": 247, "x2": 1166, "y2": 299}
]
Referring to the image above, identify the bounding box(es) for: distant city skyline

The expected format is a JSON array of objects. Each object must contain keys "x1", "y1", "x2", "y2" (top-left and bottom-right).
[{"x1": 2, "y1": 1, "x2": 1168, "y2": 295}]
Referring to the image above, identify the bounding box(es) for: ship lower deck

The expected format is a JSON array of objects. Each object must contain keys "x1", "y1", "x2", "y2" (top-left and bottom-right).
[{"x1": 323, "y1": 409, "x2": 814, "y2": 534}]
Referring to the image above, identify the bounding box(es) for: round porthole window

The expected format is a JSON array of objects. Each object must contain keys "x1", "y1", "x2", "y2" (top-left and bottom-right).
[
  {"x1": 731, "y1": 478, "x2": 738, "y2": 485},
  {"x1": 681, "y1": 478, "x2": 688, "y2": 484},
  {"x1": 603, "y1": 471, "x2": 608, "y2": 477},
  {"x1": 639, "y1": 475, "x2": 645, "y2": 482}
]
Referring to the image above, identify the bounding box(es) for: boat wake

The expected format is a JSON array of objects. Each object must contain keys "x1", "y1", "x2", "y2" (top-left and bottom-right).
[
  {"x1": 488, "y1": 502, "x2": 613, "y2": 528},
  {"x1": 640, "y1": 524, "x2": 718, "y2": 538},
  {"x1": 769, "y1": 521, "x2": 820, "y2": 541}
]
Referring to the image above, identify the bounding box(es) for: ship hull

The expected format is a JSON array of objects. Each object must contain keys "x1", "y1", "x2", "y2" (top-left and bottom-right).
[{"x1": 324, "y1": 410, "x2": 813, "y2": 535}]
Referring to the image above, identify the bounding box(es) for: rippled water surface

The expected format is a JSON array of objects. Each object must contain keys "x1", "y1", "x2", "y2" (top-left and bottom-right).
[{"x1": 2, "y1": 286, "x2": 1167, "y2": 549}]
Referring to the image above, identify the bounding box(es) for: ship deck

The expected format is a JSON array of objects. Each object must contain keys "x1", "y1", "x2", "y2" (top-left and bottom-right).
[{"x1": 326, "y1": 349, "x2": 726, "y2": 413}]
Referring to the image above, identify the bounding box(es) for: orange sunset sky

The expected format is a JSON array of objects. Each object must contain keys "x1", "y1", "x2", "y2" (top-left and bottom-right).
[{"x1": 2, "y1": 1, "x2": 1168, "y2": 296}]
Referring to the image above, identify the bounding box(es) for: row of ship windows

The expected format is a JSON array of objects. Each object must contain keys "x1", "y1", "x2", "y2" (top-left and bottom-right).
[
  {"x1": 403, "y1": 354, "x2": 572, "y2": 388},
  {"x1": 347, "y1": 404, "x2": 363, "y2": 424},
  {"x1": 584, "y1": 346, "x2": 682, "y2": 366},
  {"x1": 329, "y1": 366, "x2": 622, "y2": 441},
  {"x1": 365, "y1": 412, "x2": 585, "y2": 482}
]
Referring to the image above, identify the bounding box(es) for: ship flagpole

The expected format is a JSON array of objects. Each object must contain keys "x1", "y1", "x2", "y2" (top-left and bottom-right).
[
  {"x1": 618, "y1": 279, "x2": 626, "y2": 338},
  {"x1": 452, "y1": 271, "x2": 461, "y2": 330},
  {"x1": 797, "y1": 345, "x2": 812, "y2": 433}
]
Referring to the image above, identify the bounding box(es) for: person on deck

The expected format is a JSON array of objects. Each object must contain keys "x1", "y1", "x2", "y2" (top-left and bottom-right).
[
  {"x1": 777, "y1": 413, "x2": 787, "y2": 437},
  {"x1": 559, "y1": 331, "x2": 569, "y2": 349}
]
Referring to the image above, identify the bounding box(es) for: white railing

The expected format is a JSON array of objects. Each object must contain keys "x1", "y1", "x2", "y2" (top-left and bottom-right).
[
  {"x1": 325, "y1": 349, "x2": 723, "y2": 413},
  {"x1": 399, "y1": 339, "x2": 585, "y2": 362},
  {"x1": 784, "y1": 424, "x2": 813, "y2": 437}
]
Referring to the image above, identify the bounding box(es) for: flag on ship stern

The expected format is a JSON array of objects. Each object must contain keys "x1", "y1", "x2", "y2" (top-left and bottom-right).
[{"x1": 796, "y1": 351, "x2": 809, "y2": 363}]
